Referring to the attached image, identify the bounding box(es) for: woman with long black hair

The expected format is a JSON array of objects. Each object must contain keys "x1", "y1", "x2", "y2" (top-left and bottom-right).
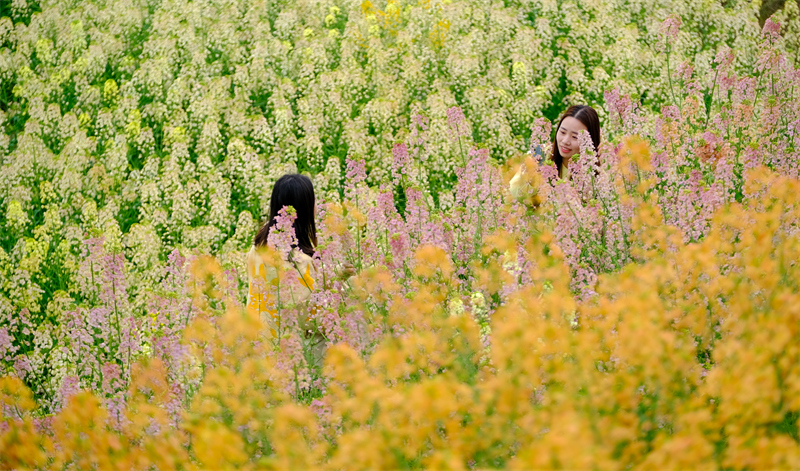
[
  {"x1": 550, "y1": 105, "x2": 602, "y2": 179},
  {"x1": 246, "y1": 174, "x2": 318, "y2": 339},
  {"x1": 510, "y1": 105, "x2": 601, "y2": 196}
]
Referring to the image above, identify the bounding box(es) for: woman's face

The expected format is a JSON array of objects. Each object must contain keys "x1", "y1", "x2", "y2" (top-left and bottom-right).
[{"x1": 556, "y1": 116, "x2": 588, "y2": 159}]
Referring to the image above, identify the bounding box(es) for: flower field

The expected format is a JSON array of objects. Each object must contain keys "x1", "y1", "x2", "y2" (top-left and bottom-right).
[{"x1": 1, "y1": 0, "x2": 800, "y2": 468}]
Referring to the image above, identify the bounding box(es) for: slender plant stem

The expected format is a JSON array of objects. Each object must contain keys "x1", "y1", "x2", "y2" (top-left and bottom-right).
[
  {"x1": 666, "y1": 46, "x2": 682, "y2": 115},
  {"x1": 704, "y1": 66, "x2": 719, "y2": 128}
]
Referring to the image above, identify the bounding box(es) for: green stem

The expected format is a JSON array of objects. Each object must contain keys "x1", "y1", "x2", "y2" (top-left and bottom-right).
[
  {"x1": 666, "y1": 46, "x2": 682, "y2": 115},
  {"x1": 704, "y1": 66, "x2": 719, "y2": 128},
  {"x1": 111, "y1": 269, "x2": 124, "y2": 370},
  {"x1": 355, "y1": 192, "x2": 362, "y2": 272},
  {"x1": 276, "y1": 278, "x2": 283, "y2": 340},
  {"x1": 456, "y1": 125, "x2": 466, "y2": 167}
]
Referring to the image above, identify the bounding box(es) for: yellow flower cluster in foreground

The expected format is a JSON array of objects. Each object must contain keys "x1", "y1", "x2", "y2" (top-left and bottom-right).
[{"x1": 2, "y1": 167, "x2": 799, "y2": 469}]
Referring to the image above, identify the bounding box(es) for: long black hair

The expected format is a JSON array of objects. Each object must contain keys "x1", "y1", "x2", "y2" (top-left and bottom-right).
[
  {"x1": 254, "y1": 174, "x2": 317, "y2": 256},
  {"x1": 551, "y1": 105, "x2": 601, "y2": 178}
]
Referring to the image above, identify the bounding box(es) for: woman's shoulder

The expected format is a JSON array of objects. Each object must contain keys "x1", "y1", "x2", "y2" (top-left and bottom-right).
[
  {"x1": 249, "y1": 245, "x2": 316, "y2": 272},
  {"x1": 247, "y1": 244, "x2": 315, "y2": 265},
  {"x1": 246, "y1": 245, "x2": 259, "y2": 264},
  {"x1": 290, "y1": 249, "x2": 316, "y2": 271},
  {"x1": 246, "y1": 245, "x2": 263, "y2": 279}
]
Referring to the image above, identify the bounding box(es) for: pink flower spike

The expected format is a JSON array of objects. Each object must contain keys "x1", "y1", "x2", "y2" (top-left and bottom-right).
[
  {"x1": 446, "y1": 106, "x2": 467, "y2": 139},
  {"x1": 762, "y1": 18, "x2": 780, "y2": 41},
  {"x1": 659, "y1": 15, "x2": 681, "y2": 50},
  {"x1": 267, "y1": 206, "x2": 299, "y2": 257}
]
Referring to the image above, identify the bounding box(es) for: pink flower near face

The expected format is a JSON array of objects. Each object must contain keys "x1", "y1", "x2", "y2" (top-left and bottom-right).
[{"x1": 556, "y1": 116, "x2": 589, "y2": 159}]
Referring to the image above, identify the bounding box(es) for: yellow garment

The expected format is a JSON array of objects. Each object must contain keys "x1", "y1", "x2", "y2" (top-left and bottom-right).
[{"x1": 246, "y1": 246, "x2": 316, "y2": 338}]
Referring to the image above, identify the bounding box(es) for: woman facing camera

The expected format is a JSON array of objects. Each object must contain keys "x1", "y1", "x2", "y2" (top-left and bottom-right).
[
  {"x1": 550, "y1": 105, "x2": 601, "y2": 179},
  {"x1": 510, "y1": 105, "x2": 601, "y2": 197}
]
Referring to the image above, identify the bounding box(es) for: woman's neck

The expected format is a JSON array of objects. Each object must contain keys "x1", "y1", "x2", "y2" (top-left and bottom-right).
[{"x1": 560, "y1": 155, "x2": 572, "y2": 178}]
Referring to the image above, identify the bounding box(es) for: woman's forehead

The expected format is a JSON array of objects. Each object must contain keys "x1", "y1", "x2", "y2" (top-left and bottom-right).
[{"x1": 559, "y1": 116, "x2": 588, "y2": 133}]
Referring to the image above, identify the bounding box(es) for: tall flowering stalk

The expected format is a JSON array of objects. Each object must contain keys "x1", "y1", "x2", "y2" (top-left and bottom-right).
[
  {"x1": 311, "y1": 202, "x2": 373, "y2": 356},
  {"x1": 57, "y1": 237, "x2": 141, "y2": 415},
  {"x1": 659, "y1": 15, "x2": 683, "y2": 114},
  {"x1": 145, "y1": 249, "x2": 197, "y2": 422},
  {"x1": 343, "y1": 157, "x2": 369, "y2": 273},
  {"x1": 447, "y1": 106, "x2": 469, "y2": 166}
]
